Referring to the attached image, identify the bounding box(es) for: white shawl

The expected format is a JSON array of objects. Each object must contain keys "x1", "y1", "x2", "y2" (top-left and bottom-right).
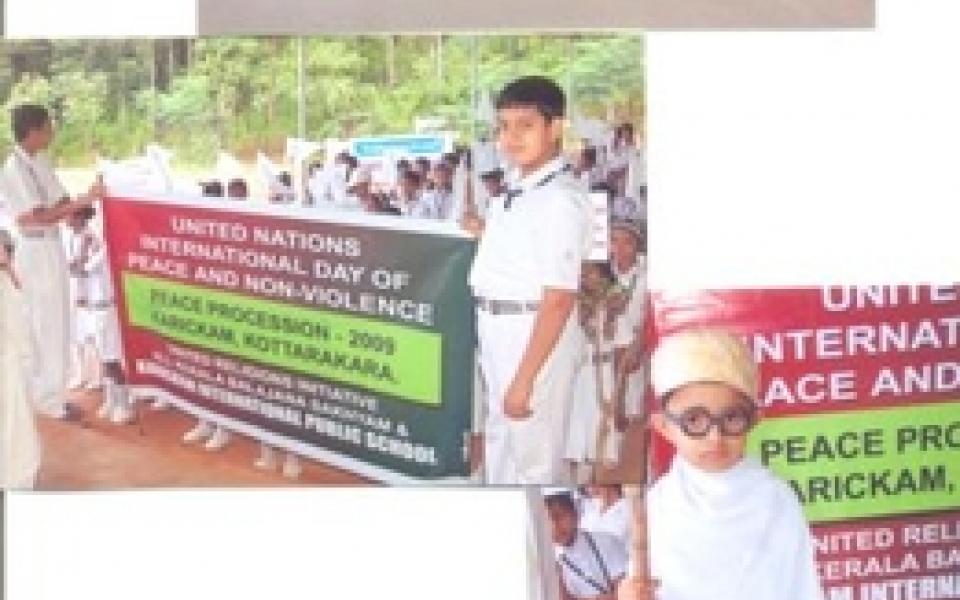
[{"x1": 647, "y1": 456, "x2": 823, "y2": 600}]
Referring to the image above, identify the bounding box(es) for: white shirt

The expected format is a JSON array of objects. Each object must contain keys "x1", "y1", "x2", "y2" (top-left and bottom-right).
[
  {"x1": 470, "y1": 157, "x2": 591, "y2": 300},
  {"x1": 555, "y1": 530, "x2": 628, "y2": 599},
  {"x1": 69, "y1": 227, "x2": 113, "y2": 307},
  {"x1": 0, "y1": 146, "x2": 68, "y2": 230},
  {"x1": 580, "y1": 497, "x2": 631, "y2": 547},
  {"x1": 399, "y1": 191, "x2": 441, "y2": 219},
  {"x1": 646, "y1": 456, "x2": 824, "y2": 600}
]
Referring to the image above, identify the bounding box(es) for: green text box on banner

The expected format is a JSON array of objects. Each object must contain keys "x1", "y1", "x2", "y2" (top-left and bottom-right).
[
  {"x1": 124, "y1": 273, "x2": 442, "y2": 405},
  {"x1": 748, "y1": 401, "x2": 960, "y2": 523}
]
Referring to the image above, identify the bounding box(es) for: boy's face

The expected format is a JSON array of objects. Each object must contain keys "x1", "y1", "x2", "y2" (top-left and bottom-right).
[
  {"x1": 580, "y1": 263, "x2": 605, "y2": 293},
  {"x1": 27, "y1": 120, "x2": 54, "y2": 151},
  {"x1": 546, "y1": 502, "x2": 578, "y2": 547},
  {"x1": 481, "y1": 176, "x2": 501, "y2": 198},
  {"x1": 399, "y1": 176, "x2": 418, "y2": 198},
  {"x1": 496, "y1": 106, "x2": 562, "y2": 174},
  {"x1": 610, "y1": 229, "x2": 639, "y2": 269},
  {"x1": 652, "y1": 381, "x2": 756, "y2": 473}
]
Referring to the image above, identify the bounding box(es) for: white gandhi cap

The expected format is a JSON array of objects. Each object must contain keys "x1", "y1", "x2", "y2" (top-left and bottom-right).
[{"x1": 651, "y1": 328, "x2": 759, "y2": 402}]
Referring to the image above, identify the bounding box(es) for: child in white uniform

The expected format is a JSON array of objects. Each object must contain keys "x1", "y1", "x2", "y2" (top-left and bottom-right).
[
  {"x1": 465, "y1": 76, "x2": 592, "y2": 485},
  {"x1": 608, "y1": 218, "x2": 646, "y2": 420},
  {"x1": 566, "y1": 261, "x2": 629, "y2": 483},
  {"x1": 66, "y1": 206, "x2": 98, "y2": 390},
  {"x1": 546, "y1": 490, "x2": 628, "y2": 600},
  {"x1": 618, "y1": 329, "x2": 824, "y2": 600}
]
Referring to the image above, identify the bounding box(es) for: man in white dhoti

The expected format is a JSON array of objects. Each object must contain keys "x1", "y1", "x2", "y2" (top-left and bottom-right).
[
  {"x1": 618, "y1": 329, "x2": 824, "y2": 600},
  {"x1": 0, "y1": 104, "x2": 102, "y2": 420},
  {"x1": 0, "y1": 229, "x2": 42, "y2": 488}
]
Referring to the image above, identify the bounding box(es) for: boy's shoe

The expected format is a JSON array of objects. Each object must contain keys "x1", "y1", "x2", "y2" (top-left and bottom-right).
[
  {"x1": 204, "y1": 427, "x2": 230, "y2": 451},
  {"x1": 282, "y1": 454, "x2": 303, "y2": 479},
  {"x1": 97, "y1": 398, "x2": 113, "y2": 420},
  {"x1": 182, "y1": 421, "x2": 214, "y2": 444},
  {"x1": 254, "y1": 445, "x2": 278, "y2": 471}
]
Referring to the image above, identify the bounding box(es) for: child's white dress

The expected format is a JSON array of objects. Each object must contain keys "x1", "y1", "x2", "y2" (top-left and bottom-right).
[
  {"x1": 1, "y1": 275, "x2": 42, "y2": 488},
  {"x1": 565, "y1": 305, "x2": 628, "y2": 466}
]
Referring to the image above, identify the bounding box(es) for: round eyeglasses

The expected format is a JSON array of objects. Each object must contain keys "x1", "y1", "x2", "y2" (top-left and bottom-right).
[{"x1": 663, "y1": 403, "x2": 757, "y2": 438}]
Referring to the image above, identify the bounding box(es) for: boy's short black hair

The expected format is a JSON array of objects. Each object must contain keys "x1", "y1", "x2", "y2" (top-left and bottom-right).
[
  {"x1": 480, "y1": 168, "x2": 504, "y2": 181},
  {"x1": 582, "y1": 146, "x2": 598, "y2": 166},
  {"x1": 12, "y1": 104, "x2": 51, "y2": 144},
  {"x1": 201, "y1": 180, "x2": 224, "y2": 197},
  {"x1": 227, "y1": 178, "x2": 249, "y2": 197},
  {"x1": 400, "y1": 169, "x2": 422, "y2": 187},
  {"x1": 496, "y1": 76, "x2": 566, "y2": 121},
  {"x1": 543, "y1": 492, "x2": 577, "y2": 515}
]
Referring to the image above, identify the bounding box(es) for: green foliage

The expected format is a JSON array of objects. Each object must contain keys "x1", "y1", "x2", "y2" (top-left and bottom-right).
[{"x1": 0, "y1": 35, "x2": 644, "y2": 167}]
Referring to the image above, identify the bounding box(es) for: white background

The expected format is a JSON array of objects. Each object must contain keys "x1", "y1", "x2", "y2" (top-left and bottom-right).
[
  {"x1": 5, "y1": 489, "x2": 531, "y2": 599},
  {"x1": 5, "y1": 1, "x2": 960, "y2": 599},
  {"x1": 649, "y1": 0, "x2": 959, "y2": 289}
]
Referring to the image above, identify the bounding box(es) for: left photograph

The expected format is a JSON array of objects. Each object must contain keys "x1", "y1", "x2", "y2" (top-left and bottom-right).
[{"x1": 0, "y1": 35, "x2": 647, "y2": 487}]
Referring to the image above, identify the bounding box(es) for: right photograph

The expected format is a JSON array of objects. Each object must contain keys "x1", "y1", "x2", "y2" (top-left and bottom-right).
[{"x1": 534, "y1": 284, "x2": 960, "y2": 599}]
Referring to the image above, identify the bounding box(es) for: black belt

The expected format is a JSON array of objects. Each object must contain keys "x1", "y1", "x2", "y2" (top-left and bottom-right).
[{"x1": 474, "y1": 297, "x2": 540, "y2": 315}]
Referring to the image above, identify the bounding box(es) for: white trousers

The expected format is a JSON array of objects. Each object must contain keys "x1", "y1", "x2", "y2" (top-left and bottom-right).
[
  {"x1": 477, "y1": 309, "x2": 580, "y2": 485},
  {"x1": 1, "y1": 280, "x2": 41, "y2": 488},
  {"x1": 18, "y1": 237, "x2": 70, "y2": 418}
]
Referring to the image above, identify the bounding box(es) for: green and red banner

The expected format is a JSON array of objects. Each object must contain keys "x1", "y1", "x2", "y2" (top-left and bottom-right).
[
  {"x1": 103, "y1": 194, "x2": 476, "y2": 482},
  {"x1": 652, "y1": 286, "x2": 960, "y2": 598}
]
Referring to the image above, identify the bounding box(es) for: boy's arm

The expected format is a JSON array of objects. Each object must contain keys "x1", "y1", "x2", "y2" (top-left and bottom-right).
[
  {"x1": 503, "y1": 287, "x2": 576, "y2": 419},
  {"x1": 16, "y1": 173, "x2": 104, "y2": 228},
  {"x1": 16, "y1": 196, "x2": 93, "y2": 227}
]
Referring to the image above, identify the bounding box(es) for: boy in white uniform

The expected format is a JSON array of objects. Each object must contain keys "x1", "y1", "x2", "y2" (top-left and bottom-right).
[
  {"x1": 66, "y1": 206, "x2": 98, "y2": 390},
  {"x1": 0, "y1": 104, "x2": 102, "y2": 421},
  {"x1": 465, "y1": 76, "x2": 592, "y2": 485},
  {"x1": 0, "y1": 229, "x2": 42, "y2": 489},
  {"x1": 546, "y1": 490, "x2": 628, "y2": 600},
  {"x1": 618, "y1": 329, "x2": 824, "y2": 600},
  {"x1": 609, "y1": 218, "x2": 646, "y2": 419}
]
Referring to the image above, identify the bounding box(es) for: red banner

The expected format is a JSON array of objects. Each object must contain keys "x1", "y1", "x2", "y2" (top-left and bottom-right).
[{"x1": 650, "y1": 285, "x2": 960, "y2": 597}]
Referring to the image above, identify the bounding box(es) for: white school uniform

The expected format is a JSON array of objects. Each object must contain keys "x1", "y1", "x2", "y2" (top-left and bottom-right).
[
  {"x1": 80, "y1": 232, "x2": 122, "y2": 362},
  {"x1": 580, "y1": 497, "x2": 631, "y2": 548},
  {"x1": 0, "y1": 146, "x2": 71, "y2": 418},
  {"x1": 613, "y1": 256, "x2": 647, "y2": 417},
  {"x1": 470, "y1": 156, "x2": 592, "y2": 485},
  {"x1": 0, "y1": 274, "x2": 42, "y2": 488},
  {"x1": 566, "y1": 305, "x2": 629, "y2": 466},
  {"x1": 67, "y1": 228, "x2": 92, "y2": 343},
  {"x1": 555, "y1": 530, "x2": 628, "y2": 599},
  {"x1": 399, "y1": 191, "x2": 441, "y2": 219},
  {"x1": 646, "y1": 456, "x2": 824, "y2": 600}
]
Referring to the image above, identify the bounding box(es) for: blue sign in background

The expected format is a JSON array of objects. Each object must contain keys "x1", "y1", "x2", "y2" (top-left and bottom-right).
[{"x1": 351, "y1": 135, "x2": 448, "y2": 159}]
